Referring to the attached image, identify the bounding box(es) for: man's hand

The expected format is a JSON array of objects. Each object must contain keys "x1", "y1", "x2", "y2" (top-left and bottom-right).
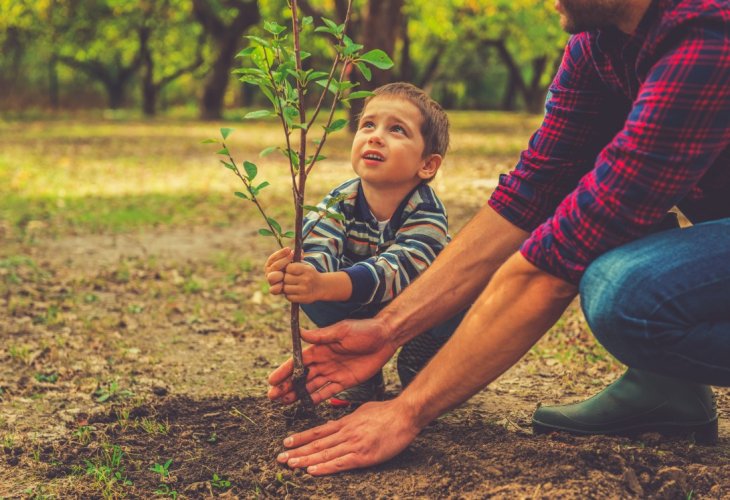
[
  {"x1": 276, "y1": 399, "x2": 421, "y2": 475},
  {"x1": 268, "y1": 317, "x2": 396, "y2": 404}
]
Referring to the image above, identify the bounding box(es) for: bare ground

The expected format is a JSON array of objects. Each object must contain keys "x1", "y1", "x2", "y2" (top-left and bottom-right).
[{"x1": 1, "y1": 223, "x2": 729, "y2": 498}]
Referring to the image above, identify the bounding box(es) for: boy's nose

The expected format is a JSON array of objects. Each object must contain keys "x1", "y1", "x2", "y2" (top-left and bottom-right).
[{"x1": 368, "y1": 134, "x2": 384, "y2": 145}]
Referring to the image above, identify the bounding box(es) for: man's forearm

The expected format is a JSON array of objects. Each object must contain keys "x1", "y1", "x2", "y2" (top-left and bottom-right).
[
  {"x1": 379, "y1": 204, "x2": 529, "y2": 348},
  {"x1": 398, "y1": 253, "x2": 577, "y2": 428}
]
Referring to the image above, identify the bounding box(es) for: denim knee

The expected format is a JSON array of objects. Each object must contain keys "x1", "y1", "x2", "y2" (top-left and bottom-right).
[{"x1": 579, "y1": 249, "x2": 654, "y2": 367}]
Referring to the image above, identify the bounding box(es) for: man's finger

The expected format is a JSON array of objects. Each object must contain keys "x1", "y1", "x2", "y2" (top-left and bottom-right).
[
  {"x1": 283, "y1": 418, "x2": 342, "y2": 449},
  {"x1": 269, "y1": 283, "x2": 284, "y2": 295},
  {"x1": 268, "y1": 357, "x2": 294, "y2": 386},
  {"x1": 282, "y1": 440, "x2": 352, "y2": 470},
  {"x1": 300, "y1": 325, "x2": 344, "y2": 345},
  {"x1": 306, "y1": 453, "x2": 361, "y2": 476}
]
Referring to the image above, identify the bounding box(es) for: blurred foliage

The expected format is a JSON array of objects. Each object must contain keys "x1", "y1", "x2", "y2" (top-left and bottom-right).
[{"x1": 0, "y1": 0, "x2": 567, "y2": 114}]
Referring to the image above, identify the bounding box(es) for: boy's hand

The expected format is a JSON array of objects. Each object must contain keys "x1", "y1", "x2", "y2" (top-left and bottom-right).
[
  {"x1": 279, "y1": 263, "x2": 323, "y2": 304},
  {"x1": 265, "y1": 247, "x2": 294, "y2": 296}
]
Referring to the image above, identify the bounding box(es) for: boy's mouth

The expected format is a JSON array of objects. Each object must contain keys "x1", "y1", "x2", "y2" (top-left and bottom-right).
[{"x1": 362, "y1": 150, "x2": 385, "y2": 163}]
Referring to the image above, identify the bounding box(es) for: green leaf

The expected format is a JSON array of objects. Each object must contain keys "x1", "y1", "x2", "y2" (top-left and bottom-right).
[
  {"x1": 302, "y1": 205, "x2": 320, "y2": 212},
  {"x1": 283, "y1": 231, "x2": 295, "y2": 238},
  {"x1": 201, "y1": 139, "x2": 218, "y2": 144},
  {"x1": 259, "y1": 146, "x2": 278, "y2": 158},
  {"x1": 282, "y1": 106, "x2": 299, "y2": 127},
  {"x1": 220, "y1": 160, "x2": 235, "y2": 171},
  {"x1": 236, "y1": 47, "x2": 257, "y2": 58},
  {"x1": 243, "y1": 161, "x2": 257, "y2": 181},
  {"x1": 254, "y1": 181, "x2": 270, "y2": 194},
  {"x1": 216, "y1": 148, "x2": 229, "y2": 156},
  {"x1": 258, "y1": 229, "x2": 274, "y2": 237},
  {"x1": 326, "y1": 212, "x2": 346, "y2": 221},
  {"x1": 358, "y1": 49, "x2": 394, "y2": 70},
  {"x1": 307, "y1": 71, "x2": 330, "y2": 83},
  {"x1": 322, "y1": 17, "x2": 339, "y2": 31},
  {"x1": 354, "y1": 62, "x2": 372, "y2": 81},
  {"x1": 306, "y1": 154, "x2": 326, "y2": 163},
  {"x1": 315, "y1": 79, "x2": 337, "y2": 95},
  {"x1": 325, "y1": 119, "x2": 348, "y2": 133},
  {"x1": 267, "y1": 217, "x2": 282, "y2": 234},
  {"x1": 244, "y1": 35, "x2": 271, "y2": 48},
  {"x1": 285, "y1": 148, "x2": 299, "y2": 165},
  {"x1": 302, "y1": 16, "x2": 313, "y2": 26},
  {"x1": 234, "y1": 191, "x2": 249, "y2": 201},
  {"x1": 343, "y1": 36, "x2": 364, "y2": 57},
  {"x1": 347, "y1": 90, "x2": 375, "y2": 100},
  {"x1": 244, "y1": 110, "x2": 273, "y2": 120},
  {"x1": 220, "y1": 128, "x2": 233, "y2": 140},
  {"x1": 264, "y1": 21, "x2": 287, "y2": 36},
  {"x1": 300, "y1": 50, "x2": 312, "y2": 61}
]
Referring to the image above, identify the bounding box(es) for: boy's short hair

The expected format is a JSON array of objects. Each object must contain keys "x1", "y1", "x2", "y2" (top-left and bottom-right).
[{"x1": 363, "y1": 82, "x2": 450, "y2": 159}]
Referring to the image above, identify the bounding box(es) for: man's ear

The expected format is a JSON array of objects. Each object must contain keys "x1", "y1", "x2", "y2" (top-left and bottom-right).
[{"x1": 418, "y1": 154, "x2": 443, "y2": 181}]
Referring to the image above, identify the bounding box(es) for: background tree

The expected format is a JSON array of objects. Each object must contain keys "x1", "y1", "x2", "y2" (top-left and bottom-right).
[{"x1": 192, "y1": 0, "x2": 261, "y2": 120}]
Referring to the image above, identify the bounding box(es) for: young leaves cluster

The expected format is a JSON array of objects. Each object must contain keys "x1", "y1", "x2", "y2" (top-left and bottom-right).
[{"x1": 207, "y1": 8, "x2": 393, "y2": 249}]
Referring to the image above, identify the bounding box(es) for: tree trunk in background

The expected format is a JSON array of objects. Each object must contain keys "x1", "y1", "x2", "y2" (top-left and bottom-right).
[
  {"x1": 57, "y1": 55, "x2": 141, "y2": 110},
  {"x1": 193, "y1": 0, "x2": 260, "y2": 120},
  {"x1": 348, "y1": 0, "x2": 404, "y2": 130},
  {"x1": 49, "y1": 54, "x2": 60, "y2": 110},
  {"x1": 139, "y1": 27, "x2": 156, "y2": 116}
]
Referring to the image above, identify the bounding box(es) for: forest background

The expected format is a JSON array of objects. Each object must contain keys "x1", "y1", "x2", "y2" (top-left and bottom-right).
[{"x1": 1, "y1": 0, "x2": 567, "y2": 118}]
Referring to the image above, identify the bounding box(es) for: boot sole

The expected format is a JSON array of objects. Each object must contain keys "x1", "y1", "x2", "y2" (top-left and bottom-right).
[{"x1": 532, "y1": 417, "x2": 718, "y2": 445}]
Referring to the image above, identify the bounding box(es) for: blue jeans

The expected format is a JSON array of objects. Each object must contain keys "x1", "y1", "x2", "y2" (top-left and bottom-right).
[{"x1": 580, "y1": 217, "x2": 730, "y2": 386}]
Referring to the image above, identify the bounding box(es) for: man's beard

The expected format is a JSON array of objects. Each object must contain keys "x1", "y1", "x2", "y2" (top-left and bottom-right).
[{"x1": 557, "y1": 0, "x2": 627, "y2": 34}]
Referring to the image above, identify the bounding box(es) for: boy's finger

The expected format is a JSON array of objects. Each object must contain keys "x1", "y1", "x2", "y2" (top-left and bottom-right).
[
  {"x1": 285, "y1": 263, "x2": 310, "y2": 275},
  {"x1": 265, "y1": 247, "x2": 290, "y2": 267},
  {"x1": 269, "y1": 283, "x2": 284, "y2": 295},
  {"x1": 267, "y1": 271, "x2": 284, "y2": 285}
]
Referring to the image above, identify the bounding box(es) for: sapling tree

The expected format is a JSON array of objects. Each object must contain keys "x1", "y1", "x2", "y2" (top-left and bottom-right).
[{"x1": 205, "y1": 0, "x2": 393, "y2": 410}]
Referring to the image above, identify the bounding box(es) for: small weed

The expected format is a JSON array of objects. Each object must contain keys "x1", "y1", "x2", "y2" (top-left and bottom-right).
[
  {"x1": 183, "y1": 278, "x2": 203, "y2": 294},
  {"x1": 22, "y1": 484, "x2": 53, "y2": 499},
  {"x1": 115, "y1": 407, "x2": 131, "y2": 431},
  {"x1": 276, "y1": 471, "x2": 299, "y2": 494},
  {"x1": 34, "y1": 372, "x2": 59, "y2": 384},
  {"x1": 233, "y1": 310, "x2": 248, "y2": 327},
  {"x1": 139, "y1": 417, "x2": 170, "y2": 435},
  {"x1": 2, "y1": 434, "x2": 15, "y2": 451},
  {"x1": 33, "y1": 304, "x2": 60, "y2": 325},
  {"x1": 211, "y1": 473, "x2": 231, "y2": 490},
  {"x1": 127, "y1": 304, "x2": 144, "y2": 314},
  {"x1": 8, "y1": 344, "x2": 32, "y2": 365},
  {"x1": 154, "y1": 484, "x2": 178, "y2": 498},
  {"x1": 207, "y1": 431, "x2": 218, "y2": 443},
  {"x1": 74, "y1": 425, "x2": 92, "y2": 445},
  {"x1": 93, "y1": 380, "x2": 134, "y2": 403},
  {"x1": 149, "y1": 458, "x2": 173, "y2": 481},
  {"x1": 84, "y1": 443, "x2": 133, "y2": 498},
  {"x1": 113, "y1": 265, "x2": 131, "y2": 284},
  {"x1": 84, "y1": 293, "x2": 99, "y2": 303}
]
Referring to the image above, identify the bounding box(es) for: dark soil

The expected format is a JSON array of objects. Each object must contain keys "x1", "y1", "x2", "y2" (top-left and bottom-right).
[
  {"x1": 2, "y1": 226, "x2": 729, "y2": 498},
  {"x1": 11, "y1": 395, "x2": 724, "y2": 498}
]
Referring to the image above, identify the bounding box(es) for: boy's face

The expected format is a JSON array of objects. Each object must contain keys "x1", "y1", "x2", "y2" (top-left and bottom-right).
[{"x1": 351, "y1": 96, "x2": 440, "y2": 191}]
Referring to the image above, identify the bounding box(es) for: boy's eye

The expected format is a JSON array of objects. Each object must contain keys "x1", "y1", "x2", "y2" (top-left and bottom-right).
[
  {"x1": 391, "y1": 124, "x2": 407, "y2": 134},
  {"x1": 361, "y1": 121, "x2": 375, "y2": 129}
]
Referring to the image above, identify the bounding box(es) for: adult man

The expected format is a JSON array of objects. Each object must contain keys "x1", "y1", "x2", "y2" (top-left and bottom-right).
[{"x1": 268, "y1": 0, "x2": 730, "y2": 475}]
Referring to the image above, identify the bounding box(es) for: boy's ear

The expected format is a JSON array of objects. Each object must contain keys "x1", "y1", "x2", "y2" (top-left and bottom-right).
[{"x1": 418, "y1": 154, "x2": 443, "y2": 181}]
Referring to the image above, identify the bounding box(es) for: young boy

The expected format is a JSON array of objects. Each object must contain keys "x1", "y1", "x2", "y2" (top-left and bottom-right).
[{"x1": 264, "y1": 82, "x2": 464, "y2": 406}]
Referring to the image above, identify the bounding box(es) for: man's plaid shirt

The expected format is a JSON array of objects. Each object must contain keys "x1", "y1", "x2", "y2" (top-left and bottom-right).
[{"x1": 489, "y1": 0, "x2": 730, "y2": 284}]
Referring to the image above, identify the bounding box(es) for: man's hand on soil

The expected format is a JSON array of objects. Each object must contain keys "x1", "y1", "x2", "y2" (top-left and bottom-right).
[
  {"x1": 268, "y1": 318, "x2": 396, "y2": 404},
  {"x1": 276, "y1": 399, "x2": 421, "y2": 475}
]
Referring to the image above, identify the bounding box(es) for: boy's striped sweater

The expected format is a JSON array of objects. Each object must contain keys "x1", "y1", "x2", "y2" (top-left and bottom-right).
[{"x1": 302, "y1": 178, "x2": 450, "y2": 305}]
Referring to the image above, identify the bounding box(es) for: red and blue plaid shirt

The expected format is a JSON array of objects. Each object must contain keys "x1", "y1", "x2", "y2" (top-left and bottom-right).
[{"x1": 489, "y1": 0, "x2": 730, "y2": 284}]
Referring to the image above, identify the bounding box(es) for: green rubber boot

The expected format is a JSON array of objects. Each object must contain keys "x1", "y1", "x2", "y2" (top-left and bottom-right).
[{"x1": 532, "y1": 369, "x2": 718, "y2": 444}]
